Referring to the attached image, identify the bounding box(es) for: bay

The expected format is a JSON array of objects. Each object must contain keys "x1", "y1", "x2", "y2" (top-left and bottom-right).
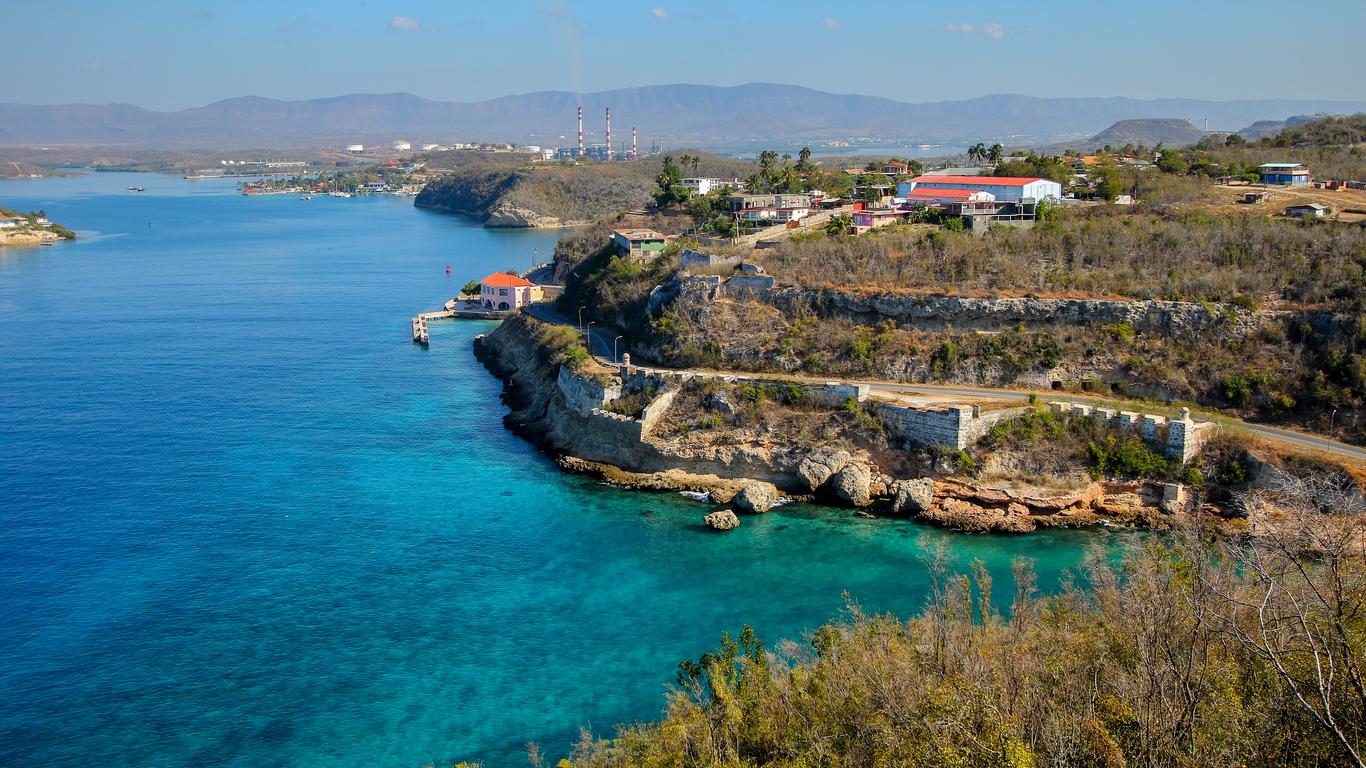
[{"x1": 0, "y1": 172, "x2": 1115, "y2": 767}]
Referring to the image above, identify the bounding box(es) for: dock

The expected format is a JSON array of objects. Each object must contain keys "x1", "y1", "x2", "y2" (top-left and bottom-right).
[{"x1": 411, "y1": 310, "x2": 454, "y2": 345}]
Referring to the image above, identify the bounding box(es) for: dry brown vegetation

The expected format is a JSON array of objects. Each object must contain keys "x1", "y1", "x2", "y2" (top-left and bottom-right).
[
  {"x1": 750, "y1": 208, "x2": 1366, "y2": 306},
  {"x1": 552, "y1": 478, "x2": 1366, "y2": 768}
]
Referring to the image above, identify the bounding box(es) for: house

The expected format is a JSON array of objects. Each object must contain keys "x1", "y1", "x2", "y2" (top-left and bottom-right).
[
  {"x1": 344, "y1": 144, "x2": 365, "y2": 153},
  {"x1": 901, "y1": 188, "x2": 996, "y2": 207},
  {"x1": 728, "y1": 193, "x2": 813, "y2": 212},
  {"x1": 682, "y1": 177, "x2": 742, "y2": 195},
  {"x1": 391, "y1": 140, "x2": 412, "y2": 151},
  {"x1": 880, "y1": 160, "x2": 910, "y2": 175},
  {"x1": 851, "y1": 209, "x2": 909, "y2": 231},
  {"x1": 1259, "y1": 163, "x2": 1310, "y2": 186},
  {"x1": 1284, "y1": 203, "x2": 1327, "y2": 219},
  {"x1": 898, "y1": 175, "x2": 1063, "y2": 203},
  {"x1": 480, "y1": 272, "x2": 542, "y2": 310},
  {"x1": 0, "y1": 216, "x2": 20, "y2": 229},
  {"x1": 611, "y1": 228, "x2": 668, "y2": 259}
]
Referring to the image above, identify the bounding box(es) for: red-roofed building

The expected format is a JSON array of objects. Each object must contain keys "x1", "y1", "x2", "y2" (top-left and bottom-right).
[
  {"x1": 903, "y1": 188, "x2": 996, "y2": 205},
  {"x1": 480, "y1": 271, "x2": 541, "y2": 310},
  {"x1": 899, "y1": 175, "x2": 1062, "y2": 203}
]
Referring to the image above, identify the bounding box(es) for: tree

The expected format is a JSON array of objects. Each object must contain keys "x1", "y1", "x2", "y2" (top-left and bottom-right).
[
  {"x1": 824, "y1": 213, "x2": 853, "y2": 236},
  {"x1": 1093, "y1": 165, "x2": 1123, "y2": 201},
  {"x1": 460, "y1": 279, "x2": 481, "y2": 296},
  {"x1": 987, "y1": 143, "x2": 1004, "y2": 165},
  {"x1": 653, "y1": 155, "x2": 690, "y2": 207},
  {"x1": 795, "y1": 146, "x2": 814, "y2": 174},
  {"x1": 968, "y1": 142, "x2": 987, "y2": 164},
  {"x1": 1157, "y1": 149, "x2": 1189, "y2": 175}
]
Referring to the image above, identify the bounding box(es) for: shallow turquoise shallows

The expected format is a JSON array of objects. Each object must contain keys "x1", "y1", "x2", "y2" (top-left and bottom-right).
[{"x1": 0, "y1": 173, "x2": 1120, "y2": 768}]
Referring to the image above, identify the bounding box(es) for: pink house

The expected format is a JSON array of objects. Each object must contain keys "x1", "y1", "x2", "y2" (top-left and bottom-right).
[{"x1": 480, "y1": 272, "x2": 542, "y2": 310}]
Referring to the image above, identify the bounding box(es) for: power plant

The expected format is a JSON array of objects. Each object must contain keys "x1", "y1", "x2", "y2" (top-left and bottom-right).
[{"x1": 555, "y1": 105, "x2": 646, "y2": 161}]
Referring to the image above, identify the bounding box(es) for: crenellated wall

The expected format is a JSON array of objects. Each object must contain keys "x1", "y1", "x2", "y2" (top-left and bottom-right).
[{"x1": 1047, "y1": 400, "x2": 1216, "y2": 462}]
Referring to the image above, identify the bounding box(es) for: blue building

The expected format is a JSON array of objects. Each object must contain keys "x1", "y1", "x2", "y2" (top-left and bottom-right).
[{"x1": 1259, "y1": 163, "x2": 1310, "y2": 186}]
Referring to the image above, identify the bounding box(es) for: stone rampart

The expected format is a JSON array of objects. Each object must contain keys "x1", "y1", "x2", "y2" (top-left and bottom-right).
[
  {"x1": 876, "y1": 402, "x2": 1029, "y2": 450},
  {"x1": 1048, "y1": 401, "x2": 1216, "y2": 462},
  {"x1": 557, "y1": 365, "x2": 621, "y2": 417}
]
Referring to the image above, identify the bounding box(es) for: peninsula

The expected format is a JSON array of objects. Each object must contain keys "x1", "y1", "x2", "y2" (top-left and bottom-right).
[
  {"x1": 0, "y1": 207, "x2": 75, "y2": 246},
  {"x1": 467, "y1": 116, "x2": 1366, "y2": 538}
]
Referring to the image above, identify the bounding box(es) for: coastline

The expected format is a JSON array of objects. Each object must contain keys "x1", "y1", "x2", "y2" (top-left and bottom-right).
[{"x1": 473, "y1": 311, "x2": 1197, "y2": 534}]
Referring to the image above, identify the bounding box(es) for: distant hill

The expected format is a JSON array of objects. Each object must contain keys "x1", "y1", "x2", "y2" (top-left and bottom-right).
[
  {"x1": 1254, "y1": 114, "x2": 1366, "y2": 146},
  {"x1": 1238, "y1": 114, "x2": 1322, "y2": 140},
  {"x1": 3, "y1": 84, "x2": 1366, "y2": 148},
  {"x1": 1088, "y1": 118, "x2": 1206, "y2": 147}
]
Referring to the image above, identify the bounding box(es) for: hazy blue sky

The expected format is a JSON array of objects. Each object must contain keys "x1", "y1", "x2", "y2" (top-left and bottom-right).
[{"x1": 6, "y1": 0, "x2": 1364, "y2": 110}]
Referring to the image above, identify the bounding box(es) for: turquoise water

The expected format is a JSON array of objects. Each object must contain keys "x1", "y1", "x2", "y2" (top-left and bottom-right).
[{"x1": 0, "y1": 173, "x2": 1116, "y2": 767}]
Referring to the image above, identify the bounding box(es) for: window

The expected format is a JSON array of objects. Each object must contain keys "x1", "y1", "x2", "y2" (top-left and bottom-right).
[{"x1": 499, "y1": 288, "x2": 508, "y2": 296}]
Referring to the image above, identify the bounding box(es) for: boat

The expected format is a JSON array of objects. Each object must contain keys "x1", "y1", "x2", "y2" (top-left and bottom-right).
[
  {"x1": 127, "y1": 186, "x2": 145, "y2": 192},
  {"x1": 300, "y1": 194, "x2": 312, "y2": 200}
]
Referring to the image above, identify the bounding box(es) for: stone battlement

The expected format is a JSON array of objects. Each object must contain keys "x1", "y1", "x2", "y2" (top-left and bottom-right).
[{"x1": 1047, "y1": 400, "x2": 1215, "y2": 462}]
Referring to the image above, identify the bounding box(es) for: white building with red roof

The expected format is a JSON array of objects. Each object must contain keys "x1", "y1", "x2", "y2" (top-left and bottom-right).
[
  {"x1": 898, "y1": 175, "x2": 1062, "y2": 203},
  {"x1": 480, "y1": 272, "x2": 541, "y2": 311},
  {"x1": 902, "y1": 188, "x2": 997, "y2": 206}
]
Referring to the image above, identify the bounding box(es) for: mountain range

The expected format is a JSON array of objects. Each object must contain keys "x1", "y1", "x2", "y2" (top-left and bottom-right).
[{"x1": 2, "y1": 83, "x2": 1364, "y2": 148}]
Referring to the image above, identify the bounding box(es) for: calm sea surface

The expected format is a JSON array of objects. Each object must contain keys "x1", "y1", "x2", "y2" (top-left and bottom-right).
[{"x1": 0, "y1": 173, "x2": 1116, "y2": 767}]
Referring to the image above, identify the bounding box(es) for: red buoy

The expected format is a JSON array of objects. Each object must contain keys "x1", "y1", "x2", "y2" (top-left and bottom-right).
[{"x1": 445, "y1": 264, "x2": 451, "y2": 274}]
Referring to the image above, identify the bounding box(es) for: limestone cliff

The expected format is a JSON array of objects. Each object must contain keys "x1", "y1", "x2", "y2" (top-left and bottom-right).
[{"x1": 475, "y1": 313, "x2": 1190, "y2": 534}]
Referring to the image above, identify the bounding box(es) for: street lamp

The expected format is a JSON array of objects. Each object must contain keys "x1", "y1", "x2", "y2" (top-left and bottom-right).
[{"x1": 614, "y1": 335, "x2": 623, "y2": 362}]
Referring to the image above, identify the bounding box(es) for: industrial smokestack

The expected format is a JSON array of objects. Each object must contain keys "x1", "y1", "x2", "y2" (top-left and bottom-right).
[
  {"x1": 632, "y1": 127, "x2": 638, "y2": 161},
  {"x1": 577, "y1": 106, "x2": 584, "y2": 158},
  {"x1": 605, "y1": 107, "x2": 612, "y2": 162}
]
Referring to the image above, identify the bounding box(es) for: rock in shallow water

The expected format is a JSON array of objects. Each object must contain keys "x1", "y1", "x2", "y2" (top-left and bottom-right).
[
  {"x1": 733, "y1": 481, "x2": 781, "y2": 513},
  {"x1": 703, "y1": 509, "x2": 740, "y2": 531},
  {"x1": 893, "y1": 478, "x2": 935, "y2": 515},
  {"x1": 831, "y1": 462, "x2": 873, "y2": 507}
]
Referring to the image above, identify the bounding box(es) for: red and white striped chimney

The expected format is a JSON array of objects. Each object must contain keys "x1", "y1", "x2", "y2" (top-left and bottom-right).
[
  {"x1": 605, "y1": 107, "x2": 612, "y2": 162},
  {"x1": 577, "y1": 106, "x2": 584, "y2": 158},
  {"x1": 632, "y1": 127, "x2": 637, "y2": 161}
]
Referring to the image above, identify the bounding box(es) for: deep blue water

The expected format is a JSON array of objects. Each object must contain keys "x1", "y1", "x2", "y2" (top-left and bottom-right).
[{"x1": 0, "y1": 173, "x2": 1115, "y2": 767}]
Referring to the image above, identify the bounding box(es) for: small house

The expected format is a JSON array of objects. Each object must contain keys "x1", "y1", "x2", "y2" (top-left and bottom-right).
[
  {"x1": 1284, "y1": 203, "x2": 1327, "y2": 219},
  {"x1": 611, "y1": 228, "x2": 668, "y2": 259},
  {"x1": 0, "y1": 216, "x2": 20, "y2": 229},
  {"x1": 480, "y1": 272, "x2": 541, "y2": 311},
  {"x1": 850, "y1": 209, "x2": 908, "y2": 231},
  {"x1": 898, "y1": 175, "x2": 1062, "y2": 203},
  {"x1": 1259, "y1": 163, "x2": 1310, "y2": 186}
]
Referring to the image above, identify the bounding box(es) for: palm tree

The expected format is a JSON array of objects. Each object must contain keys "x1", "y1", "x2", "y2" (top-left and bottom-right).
[
  {"x1": 745, "y1": 173, "x2": 763, "y2": 194},
  {"x1": 968, "y1": 143, "x2": 987, "y2": 164},
  {"x1": 987, "y1": 143, "x2": 1004, "y2": 165},
  {"x1": 825, "y1": 213, "x2": 853, "y2": 236},
  {"x1": 677, "y1": 154, "x2": 694, "y2": 177},
  {"x1": 690, "y1": 156, "x2": 701, "y2": 176}
]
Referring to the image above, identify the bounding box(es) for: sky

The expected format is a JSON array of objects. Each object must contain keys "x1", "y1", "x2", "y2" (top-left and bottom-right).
[{"x1": 4, "y1": 0, "x2": 1364, "y2": 110}]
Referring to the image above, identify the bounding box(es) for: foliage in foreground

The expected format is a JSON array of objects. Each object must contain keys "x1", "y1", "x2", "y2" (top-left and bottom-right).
[{"x1": 552, "y1": 479, "x2": 1365, "y2": 768}]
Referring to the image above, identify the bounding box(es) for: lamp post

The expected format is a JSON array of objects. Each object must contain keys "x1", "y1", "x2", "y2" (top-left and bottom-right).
[{"x1": 614, "y1": 335, "x2": 623, "y2": 362}]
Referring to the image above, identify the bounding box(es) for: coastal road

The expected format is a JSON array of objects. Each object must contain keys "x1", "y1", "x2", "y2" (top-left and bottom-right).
[{"x1": 521, "y1": 305, "x2": 1366, "y2": 464}]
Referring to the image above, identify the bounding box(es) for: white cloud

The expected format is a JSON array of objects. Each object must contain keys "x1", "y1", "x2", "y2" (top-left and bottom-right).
[
  {"x1": 945, "y1": 21, "x2": 1006, "y2": 39},
  {"x1": 387, "y1": 15, "x2": 420, "y2": 31},
  {"x1": 822, "y1": 17, "x2": 843, "y2": 30},
  {"x1": 651, "y1": 6, "x2": 668, "y2": 18}
]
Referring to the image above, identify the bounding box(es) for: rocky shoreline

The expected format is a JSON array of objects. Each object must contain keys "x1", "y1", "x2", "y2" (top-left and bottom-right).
[{"x1": 474, "y1": 313, "x2": 1196, "y2": 534}]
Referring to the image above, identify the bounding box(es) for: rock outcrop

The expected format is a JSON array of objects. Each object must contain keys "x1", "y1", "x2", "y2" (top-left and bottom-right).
[
  {"x1": 733, "y1": 481, "x2": 782, "y2": 513},
  {"x1": 485, "y1": 200, "x2": 576, "y2": 229},
  {"x1": 704, "y1": 509, "x2": 740, "y2": 531},
  {"x1": 831, "y1": 462, "x2": 873, "y2": 507},
  {"x1": 892, "y1": 478, "x2": 935, "y2": 515},
  {"x1": 798, "y1": 450, "x2": 851, "y2": 492}
]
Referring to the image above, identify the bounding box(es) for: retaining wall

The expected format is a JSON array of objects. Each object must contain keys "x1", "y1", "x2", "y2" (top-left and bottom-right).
[{"x1": 876, "y1": 402, "x2": 1029, "y2": 450}]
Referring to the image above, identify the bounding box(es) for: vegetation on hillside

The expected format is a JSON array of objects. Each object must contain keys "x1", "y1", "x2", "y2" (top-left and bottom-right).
[{"x1": 550, "y1": 484, "x2": 1366, "y2": 768}]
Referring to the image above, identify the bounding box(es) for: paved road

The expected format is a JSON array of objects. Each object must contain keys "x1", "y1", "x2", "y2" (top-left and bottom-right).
[{"x1": 521, "y1": 304, "x2": 1366, "y2": 463}]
